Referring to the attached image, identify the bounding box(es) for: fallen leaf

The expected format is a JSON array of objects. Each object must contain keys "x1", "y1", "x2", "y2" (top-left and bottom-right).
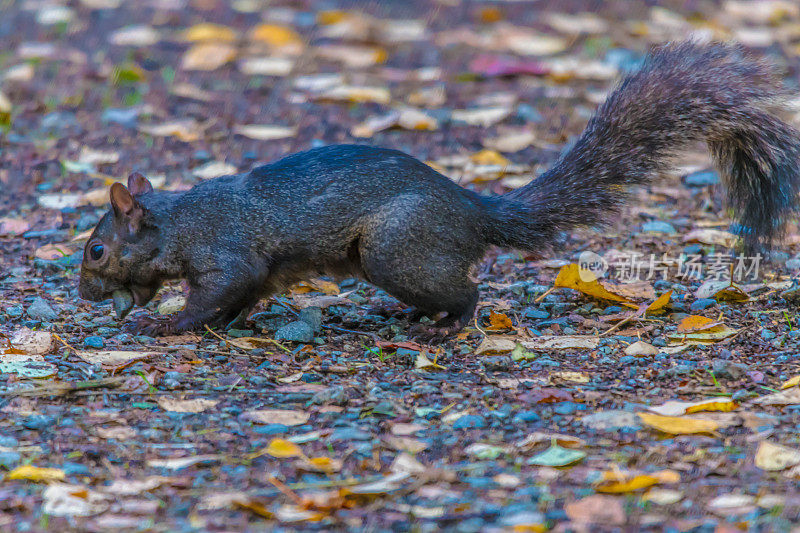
[
  {"x1": 316, "y1": 44, "x2": 386, "y2": 68},
  {"x1": 0, "y1": 217, "x2": 31, "y2": 236},
  {"x1": 239, "y1": 56, "x2": 294, "y2": 76},
  {"x1": 10, "y1": 328, "x2": 53, "y2": 355},
  {"x1": 316, "y1": 85, "x2": 391, "y2": 104},
  {"x1": 624, "y1": 341, "x2": 658, "y2": 356},
  {"x1": 146, "y1": 455, "x2": 221, "y2": 470},
  {"x1": 683, "y1": 229, "x2": 737, "y2": 247},
  {"x1": 521, "y1": 335, "x2": 599, "y2": 350},
  {"x1": 451, "y1": 106, "x2": 511, "y2": 127},
  {"x1": 646, "y1": 290, "x2": 673, "y2": 313},
  {"x1": 470, "y1": 149, "x2": 510, "y2": 167},
  {"x1": 637, "y1": 412, "x2": 719, "y2": 435},
  {"x1": 475, "y1": 336, "x2": 517, "y2": 354},
  {"x1": 527, "y1": 443, "x2": 585, "y2": 466},
  {"x1": 181, "y1": 42, "x2": 237, "y2": 71},
  {"x1": 516, "y1": 432, "x2": 585, "y2": 450},
  {"x1": 249, "y1": 24, "x2": 303, "y2": 50},
  {"x1": 7, "y1": 465, "x2": 66, "y2": 482},
  {"x1": 695, "y1": 280, "x2": 749, "y2": 302},
  {"x1": 264, "y1": 438, "x2": 304, "y2": 458},
  {"x1": 752, "y1": 388, "x2": 800, "y2": 406},
  {"x1": 242, "y1": 409, "x2": 310, "y2": 426},
  {"x1": 183, "y1": 23, "x2": 237, "y2": 42},
  {"x1": 156, "y1": 397, "x2": 219, "y2": 413},
  {"x1": 781, "y1": 375, "x2": 800, "y2": 389},
  {"x1": 755, "y1": 441, "x2": 800, "y2": 471},
  {"x1": 565, "y1": 495, "x2": 625, "y2": 526},
  {"x1": 415, "y1": 350, "x2": 446, "y2": 370},
  {"x1": 647, "y1": 398, "x2": 737, "y2": 417},
  {"x1": 549, "y1": 371, "x2": 589, "y2": 384},
  {"x1": 139, "y1": 120, "x2": 203, "y2": 142},
  {"x1": 595, "y1": 469, "x2": 680, "y2": 493},
  {"x1": 75, "y1": 350, "x2": 156, "y2": 366},
  {"x1": 192, "y1": 161, "x2": 237, "y2": 180},
  {"x1": 487, "y1": 311, "x2": 513, "y2": 330},
  {"x1": 0, "y1": 353, "x2": 57, "y2": 378},
  {"x1": 642, "y1": 488, "x2": 683, "y2": 505},
  {"x1": 232, "y1": 124, "x2": 296, "y2": 141},
  {"x1": 554, "y1": 264, "x2": 634, "y2": 304},
  {"x1": 42, "y1": 483, "x2": 108, "y2": 517}
]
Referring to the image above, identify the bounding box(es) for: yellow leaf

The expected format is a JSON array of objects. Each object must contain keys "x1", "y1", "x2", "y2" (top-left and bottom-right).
[
  {"x1": 265, "y1": 438, "x2": 304, "y2": 458},
  {"x1": 181, "y1": 43, "x2": 237, "y2": 71},
  {"x1": 470, "y1": 149, "x2": 510, "y2": 166},
  {"x1": 595, "y1": 469, "x2": 679, "y2": 493},
  {"x1": 249, "y1": 24, "x2": 303, "y2": 48},
  {"x1": 183, "y1": 23, "x2": 237, "y2": 42},
  {"x1": 684, "y1": 398, "x2": 737, "y2": 415},
  {"x1": 415, "y1": 350, "x2": 446, "y2": 370},
  {"x1": 317, "y1": 10, "x2": 350, "y2": 25},
  {"x1": 6, "y1": 465, "x2": 66, "y2": 482},
  {"x1": 648, "y1": 398, "x2": 737, "y2": 416},
  {"x1": 554, "y1": 264, "x2": 634, "y2": 304},
  {"x1": 781, "y1": 375, "x2": 800, "y2": 390},
  {"x1": 637, "y1": 412, "x2": 719, "y2": 435},
  {"x1": 645, "y1": 290, "x2": 672, "y2": 314}
]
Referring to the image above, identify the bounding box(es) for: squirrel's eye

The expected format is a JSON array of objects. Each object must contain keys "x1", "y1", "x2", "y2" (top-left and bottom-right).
[{"x1": 89, "y1": 243, "x2": 104, "y2": 261}]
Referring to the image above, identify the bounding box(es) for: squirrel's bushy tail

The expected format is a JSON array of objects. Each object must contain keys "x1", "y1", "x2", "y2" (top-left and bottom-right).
[{"x1": 486, "y1": 41, "x2": 800, "y2": 252}]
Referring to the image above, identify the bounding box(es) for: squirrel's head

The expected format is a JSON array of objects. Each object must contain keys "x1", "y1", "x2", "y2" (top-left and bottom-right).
[{"x1": 78, "y1": 172, "x2": 163, "y2": 319}]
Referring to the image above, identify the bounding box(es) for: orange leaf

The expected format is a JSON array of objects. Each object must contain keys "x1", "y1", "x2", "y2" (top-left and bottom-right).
[{"x1": 487, "y1": 311, "x2": 513, "y2": 331}]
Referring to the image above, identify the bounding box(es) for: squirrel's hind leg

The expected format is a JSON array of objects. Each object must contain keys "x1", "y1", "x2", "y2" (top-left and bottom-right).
[{"x1": 357, "y1": 206, "x2": 483, "y2": 341}]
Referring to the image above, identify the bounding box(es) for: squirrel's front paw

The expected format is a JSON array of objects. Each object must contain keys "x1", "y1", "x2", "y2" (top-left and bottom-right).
[{"x1": 130, "y1": 315, "x2": 175, "y2": 337}]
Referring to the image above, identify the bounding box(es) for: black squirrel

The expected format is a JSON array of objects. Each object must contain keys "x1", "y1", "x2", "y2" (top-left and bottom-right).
[{"x1": 79, "y1": 42, "x2": 800, "y2": 337}]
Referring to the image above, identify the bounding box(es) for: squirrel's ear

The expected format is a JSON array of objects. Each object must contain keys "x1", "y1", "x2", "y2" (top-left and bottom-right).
[
  {"x1": 110, "y1": 183, "x2": 145, "y2": 232},
  {"x1": 127, "y1": 172, "x2": 153, "y2": 196}
]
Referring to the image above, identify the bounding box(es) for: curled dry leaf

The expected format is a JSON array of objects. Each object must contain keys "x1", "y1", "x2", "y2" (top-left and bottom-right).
[
  {"x1": 241, "y1": 409, "x2": 310, "y2": 426},
  {"x1": 754, "y1": 440, "x2": 800, "y2": 471},
  {"x1": 521, "y1": 335, "x2": 599, "y2": 351},
  {"x1": 315, "y1": 85, "x2": 391, "y2": 105},
  {"x1": 695, "y1": 280, "x2": 749, "y2": 302},
  {"x1": 232, "y1": 124, "x2": 296, "y2": 141},
  {"x1": 156, "y1": 397, "x2": 219, "y2": 413},
  {"x1": 75, "y1": 350, "x2": 157, "y2": 367},
  {"x1": 181, "y1": 42, "x2": 237, "y2": 71},
  {"x1": 683, "y1": 228, "x2": 737, "y2": 247}
]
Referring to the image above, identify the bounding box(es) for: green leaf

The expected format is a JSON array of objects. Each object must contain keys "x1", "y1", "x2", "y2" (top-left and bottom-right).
[{"x1": 527, "y1": 443, "x2": 586, "y2": 467}]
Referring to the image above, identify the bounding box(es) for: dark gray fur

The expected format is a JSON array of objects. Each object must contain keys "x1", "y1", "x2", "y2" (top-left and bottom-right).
[{"x1": 79, "y1": 42, "x2": 800, "y2": 337}]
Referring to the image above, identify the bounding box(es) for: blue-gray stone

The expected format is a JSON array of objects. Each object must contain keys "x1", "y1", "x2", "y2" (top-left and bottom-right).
[
  {"x1": 642, "y1": 221, "x2": 676, "y2": 234},
  {"x1": 83, "y1": 336, "x2": 105, "y2": 349},
  {"x1": 452, "y1": 414, "x2": 487, "y2": 429},
  {"x1": 27, "y1": 297, "x2": 57, "y2": 321},
  {"x1": 330, "y1": 428, "x2": 372, "y2": 441},
  {"x1": 761, "y1": 330, "x2": 777, "y2": 341},
  {"x1": 691, "y1": 298, "x2": 716, "y2": 311},
  {"x1": 298, "y1": 307, "x2": 323, "y2": 333},
  {"x1": 512, "y1": 410, "x2": 541, "y2": 424},
  {"x1": 683, "y1": 170, "x2": 720, "y2": 187},
  {"x1": 0, "y1": 451, "x2": 21, "y2": 468},
  {"x1": 253, "y1": 424, "x2": 289, "y2": 435},
  {"x1": 274, "y1": 320, "x2": 314, "y2": 342},
  {"x1": 0, "y1": 436, "x2": 19, "y2": 447},
  {"x1": 523, "y1": 308, "x2": 549, "y2": 319},
  {"x1": 22, "y1": 414, "x2": 56, "y2": 431}
]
